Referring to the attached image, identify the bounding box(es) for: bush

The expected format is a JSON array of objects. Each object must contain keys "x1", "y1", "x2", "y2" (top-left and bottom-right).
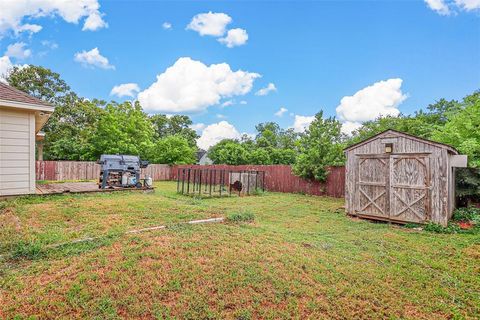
[
  {"x1": 452, "y1": 207, "x2": 480, "y2": 223},
  {"x1": 226, "y1": 211, "x2": 255, "y2": 223},
  {"x1": 423, "y1": 222, "x2": 461, "y2": 234}
]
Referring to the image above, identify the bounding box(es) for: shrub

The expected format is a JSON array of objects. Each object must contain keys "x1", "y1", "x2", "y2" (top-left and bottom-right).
[
  {"x1": 423, "y1": 222, "x2": 461, "y2": 234},
  {"x1": 226, "y1": 211, "x2": 255, "y2": 223},
  {"x1": 452, "y1": 207, "x2": 480, "y2": 223}
]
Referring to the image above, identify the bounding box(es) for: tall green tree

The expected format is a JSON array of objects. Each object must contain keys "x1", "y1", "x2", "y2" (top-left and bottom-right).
[
  {"x1": 6, "y1": 65, "x2": 71, "y2": 105},
  {"x1": 88, "y1": 101, "x2": 154, "y2": 159},
  {"x1": 44, "y1": 97, "x2": 103, "y2": 160},
  {"x1": 293, "y1": 111, "x2": 345, "y2": 181},
  {"x1": 150, "y1": 114, "x2": 198, "y2": 147},
  {"x1": 431, "y1": 91, "x2": 480, "y2": 167},
  {"x1": 6, "y1": 65, "x2": 105, "y2": 160},
  {"x1": 208, "y1": 140, "x2": 249, "y2": 165},
  {"x1": 149, "y1": 135, "x2": 196, "y2": 164}
]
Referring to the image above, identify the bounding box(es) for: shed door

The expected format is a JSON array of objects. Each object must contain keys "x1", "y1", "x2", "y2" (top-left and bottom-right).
[
  {"x1": 390, "y1": 155, "x2": 429, "y2": 223},
  {"x1": 356, "y1": 156, "x2": 389, "y2": 219}
]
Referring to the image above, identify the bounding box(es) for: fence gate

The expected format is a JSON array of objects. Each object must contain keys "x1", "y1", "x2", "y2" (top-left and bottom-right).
[{"x1": 356, "y1": 154, "x2": 430, "y2": 223}]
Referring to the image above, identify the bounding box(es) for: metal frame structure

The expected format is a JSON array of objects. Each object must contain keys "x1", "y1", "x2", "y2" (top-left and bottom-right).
[{"x1": 176, "y1": 168, "x2": 265, "y2": 196}]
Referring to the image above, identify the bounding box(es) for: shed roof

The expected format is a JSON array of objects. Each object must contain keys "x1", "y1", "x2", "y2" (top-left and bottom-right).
[
  {"x1": 344, "y1": 129, "x2": 458, "y2": 154},
  {"x1": 0, "y1": 82, "x2": 54, "y2": 112}
]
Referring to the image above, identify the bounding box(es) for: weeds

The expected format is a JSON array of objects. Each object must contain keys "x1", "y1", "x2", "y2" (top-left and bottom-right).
[
  {"x1": 452, "y1": 207, "x2": 480, "y2": 223},
  {"x1": 11, "y1": 240, "x2": 44, "y2": 260},
  {"x1": 226, "y1": 211, "x2": 255, "y2": 223},
  {"x1": 423, "y1": 222, "x2": 461, "y2": 234},
  {"x1": 0, "y1": 201, "x2": 8, "y2": 213},
  {"x1": 2, "y1": 181, "x2": 480, "y2": 319}
]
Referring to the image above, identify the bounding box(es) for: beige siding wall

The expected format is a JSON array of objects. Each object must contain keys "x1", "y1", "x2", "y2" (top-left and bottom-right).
[{"x1": 0, "y1": 107, "x2": 36, "y2": 196}]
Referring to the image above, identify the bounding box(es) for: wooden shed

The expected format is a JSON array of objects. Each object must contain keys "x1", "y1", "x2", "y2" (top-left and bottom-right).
[
  {"x1": 344, "y1": 129, "x2": 467, "y2": 226},
  {"x1": 0, "y1": 83, "x2": 54, "y2": 196}
]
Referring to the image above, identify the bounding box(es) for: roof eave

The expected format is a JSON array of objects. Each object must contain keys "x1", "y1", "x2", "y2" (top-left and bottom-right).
[{"x1": 0, "y1": 98, "x2": 55, "y2": 113}]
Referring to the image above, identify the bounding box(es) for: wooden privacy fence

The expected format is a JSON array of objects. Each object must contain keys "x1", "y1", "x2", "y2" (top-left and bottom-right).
[
  {"x1": 171, "y1": 165, "x2": 345, "y2": 198},
  {"x1": 36, "y1": 161, "x2": 171, "y2": 181},
  {"x1": 35, "y1": 161, "x2": 345, "y2": 198}
]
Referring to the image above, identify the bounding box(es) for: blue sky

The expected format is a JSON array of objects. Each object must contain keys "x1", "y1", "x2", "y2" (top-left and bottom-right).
[{"x1": 0, "y1": 0, "x2": 479, "y2": 148}]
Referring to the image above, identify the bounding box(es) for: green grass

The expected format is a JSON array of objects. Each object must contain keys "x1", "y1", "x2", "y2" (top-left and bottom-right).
[{"x1": 1, "y1": 181, "x2": 479, "y2": 319}]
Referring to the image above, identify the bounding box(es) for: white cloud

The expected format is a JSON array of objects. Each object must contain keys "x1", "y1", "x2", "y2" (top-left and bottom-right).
[
  {"x1": 335, "y1": 78, "x2": 406, "y2": 133},
  {"x1": 41, "y1": 40, "x2": 58, "y2": 50},
  {"x1": 255, "y1": 83, "x2": 277, "y2": 96},
  {"x1": 0, "y1": 55, "x2": 13, "y2": 82},
  {"x1": 239, "y1": 100, "x2": 247, "y2": 105},
  {"x1": 341, "y1": 121, "x2": 363, "y2": 135},
  {"x1": 424, "y1": 0, "x2": 451, "y2": 15},
  {"x1": 455, "y1": 0, "x2": 480, "y2": 10},
  {"x1": 216, "y1": 114, "x2": 226, "y2": 119},
  {"x1": 137, "y1": 57, "x2": 260, "y2": 113},
  {"x1": 221, "y1": 100, "x2": 234, "y2": 107},
  {"x1": 292, "y1": 115, "x2": 315, "y2": 133},
  {"x1": 197, "y1": 121, "x2": 241, "y2": 150},
  {"x1": 74, "y1": 48, "x2": 115, "y2": 70},
  {"x1": 5, "y1": 42, "x2": 31, "y2": 59},
  {"x1": 190, "y1": 123, "x2": 206, "y2": 132},
  {"x1": 275, "y1": 107, "x2": 288, "y2": 117},
  {"x1": 187, "y1": 12, "x2": 232, "y2": 36},
  {"x1": 110, "y1": 83, "x2": 140, "y2": 98},
  {"x1": 424, "y1": 0, "x2": 480, "y2": 14},
  {"x1": 162, "y1": 22, "x2": 172, "y2": 30},
  {"x1": 82, "y1": 11, "x2": 108, "y2": 31},
  {"x1": 218, "y1": 28, "x2": 248, "y2": 48},
  {"x1": 0, "y1": 0, "x2": 107, "y2": 37}
]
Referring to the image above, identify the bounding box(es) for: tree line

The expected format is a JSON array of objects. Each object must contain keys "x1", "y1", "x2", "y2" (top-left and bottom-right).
[
  {"x1": 6, "y1": 65, "x2": 198, "y2": 164},
  {"x1": 5, "y1": 65, "x2": 480, "y2": 200}
]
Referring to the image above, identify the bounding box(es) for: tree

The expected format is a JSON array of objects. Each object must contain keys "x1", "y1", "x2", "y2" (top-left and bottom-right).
[
  {"x1": 44, "y1": 97, "x2": 103, "y2": 160},
  {"x1": 271, "y1": 148, "x2": 297, "y2": 165},
  {"x1": 455, "y1": 168, "x2": 480, "y2": 206},
  {"x1": 208, "y1": 140, "x2": 249, "y2": 165},
  {"x1": 249, "y1": 148, "x2": 272, "y2": 164},
  {"x1": 150, "y1": 114, "x2": 198, "y2": 147},
  {"x1": 88, "y1": 101, "x2": 154, "y2": 159},
  {"x1": 293, "y1": 111, "x2": 345, "y2": 181},
  {"x1": 347, "y1": 98, "x2": 459, "y2": 146},
  {"x1": 431, "y1": 91, "x2": 480, "y2": 167},
  {"x1": 6, "y1": 65, "x2": 105, "y2": 160},
  {"x1": 149, "y1": 135, "x2": 196, "y2": 164},
  {"x1": 6, "y1": 65, "x2": 71, "y2": 105}
]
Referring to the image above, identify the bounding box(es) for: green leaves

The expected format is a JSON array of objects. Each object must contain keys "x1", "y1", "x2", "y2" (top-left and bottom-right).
[
  {"x1": 431, "y1": 91, "x2": 480, "y2": 168},
  {"x1": 149, "y1": 135, "x2": 196, "y2": 165},
  {"x1": 292, "y1": 112, "x2": 345, "y2": 182}
]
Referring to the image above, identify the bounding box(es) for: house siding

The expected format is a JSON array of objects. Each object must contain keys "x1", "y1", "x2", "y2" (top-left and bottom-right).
[{"x1": 0, "y1": 107, "x2": 36, "y2": 196}]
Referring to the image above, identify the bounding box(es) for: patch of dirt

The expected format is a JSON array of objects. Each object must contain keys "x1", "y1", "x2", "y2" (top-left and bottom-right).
[
  {"x1": 0, "y1": 210, "x2": 22, "y2": 231},
  {"x1": 463, "y1": 244, "x2": 480, "y2": 259}
]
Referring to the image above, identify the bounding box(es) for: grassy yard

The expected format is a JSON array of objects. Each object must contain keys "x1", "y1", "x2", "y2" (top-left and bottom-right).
[{"x1": 1, "y1": 182, "x2": 479, "y2": 319}]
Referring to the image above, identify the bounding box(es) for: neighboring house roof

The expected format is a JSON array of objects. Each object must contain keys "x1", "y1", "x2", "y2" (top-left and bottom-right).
[
  {"x1": 197, "y1": 149, "x2": 207, "y2": 162},
  {"x1": 0, "y1": 82, "x2": 54, "y2": 112},
  {"x1": 344, "y1": 129, "x2": 458, "y2": 154}
]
